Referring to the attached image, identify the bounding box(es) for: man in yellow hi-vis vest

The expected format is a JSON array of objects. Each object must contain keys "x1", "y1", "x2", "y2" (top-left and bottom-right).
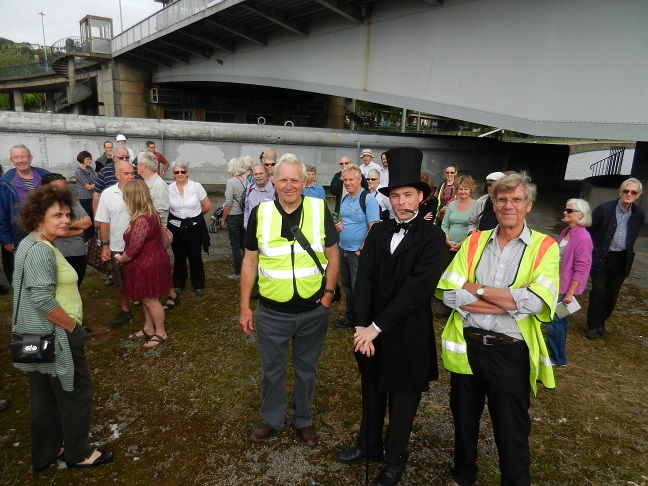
[
  {"x1": 239, "y1": 154, "x2": 339, "y2": 447},
  {"x1": 436, "y1": 171, "x2": 559, "y2": 486}
]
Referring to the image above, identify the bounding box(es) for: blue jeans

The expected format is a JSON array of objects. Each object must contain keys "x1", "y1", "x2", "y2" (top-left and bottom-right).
[
  {"x1": 339, "y1": 248, "x2": 360, "y2": 322},
  {"x1": 546, "y1": 294, "x2": 568, "y2": 365}
]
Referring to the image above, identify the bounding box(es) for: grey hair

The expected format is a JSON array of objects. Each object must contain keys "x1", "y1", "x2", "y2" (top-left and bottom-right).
[
  {"x1": 10, "y1": 144, "x2": 32, "y2": 157},
  {"x1": 620, "y1": 177, "x2": 643, "y2": 195},
  {"x1": 491, "y1": 171, "x2": 537, "y2": 203},
  {"x1": 113, "y1": 145, "x2": 130, "y2": 157},
  {"x1": 368, "y1": 168, "x2": 381, "y2": 180},
  {"x1": 252, "y1": 162, "x2": 267, "y2": 174},
  {"x1": 305, "y1": 165, "x2": 317, "y2": 173},
  {"x1": 171, "y1": 161, "x2": 189, "y2": 172},
  {"x1": 137, "y1": 152, "x2": 158, "y2": 173},
  {"x1": 241, "y1": 155, "x2": 254, "y2": 170},
  {"x1": 275, "y1": 153, "x2": 306, "y2": 181},
  {"x1": 566, "y1": 198, "x2": 592, "y2": 227},
  {"x1": 227, "y1": 157, "x2": 247, "y2": 177},
  {"x1": 341, "y1": 163, "x2": 362, "y2": 180}
]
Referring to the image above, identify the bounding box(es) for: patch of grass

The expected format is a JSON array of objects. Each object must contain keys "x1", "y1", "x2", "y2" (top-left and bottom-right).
[{"x1": 0, "y1": 224, "x2": 647, "y2": 485}]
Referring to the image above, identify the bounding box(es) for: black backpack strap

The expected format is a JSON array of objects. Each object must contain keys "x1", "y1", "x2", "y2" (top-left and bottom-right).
[
  {"x1": 289, "y1": 225, "x2": 325, "y2": 276},
  {"x1": 359, "y1": 190, "x2": 367, "y2": 215}
]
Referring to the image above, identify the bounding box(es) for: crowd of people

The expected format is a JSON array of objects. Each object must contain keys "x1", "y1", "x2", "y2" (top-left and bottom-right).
[{"x1": 0, "y1": 140, "x2": 644, "y2": 485}]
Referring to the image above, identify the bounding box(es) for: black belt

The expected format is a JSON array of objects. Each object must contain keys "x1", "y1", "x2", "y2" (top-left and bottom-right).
[{"x1": 465, "y1": 330, "x2": 520, "y2": 346}]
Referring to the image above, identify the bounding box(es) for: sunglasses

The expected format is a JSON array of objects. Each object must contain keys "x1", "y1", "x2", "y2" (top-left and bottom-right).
[
  {"x1": 173, "y1": 170, "x2": 187, "y2": 175},
  {"x1": 264, "y1": 163, "x2": 275, "y2": 167},
  {"x1": 563, "y1": 208, "x2": 581, "y2": 214},
  {"x1": 114, "y1": 155, "x2": 130, "y2": 160},
  {"x1": 622, "y1": 189, "x2": 639, "y2": 195},
  {"x1": 366, "y1": 178, "x2": 378, "y2": 181}
]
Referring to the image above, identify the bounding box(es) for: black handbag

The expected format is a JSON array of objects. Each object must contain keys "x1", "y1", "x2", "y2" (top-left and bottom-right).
[
  {"x1": 289, "y1": 224, "x2": 342, "y2": 302},
  {"x1": 9, "y1": 246, "x2": 56, "y2": 364}
]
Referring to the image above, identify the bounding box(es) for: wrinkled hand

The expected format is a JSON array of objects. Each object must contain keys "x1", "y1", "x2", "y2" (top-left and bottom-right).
[
  {"x1": 220, "y1": 220, "x2": 227, "y2": 229},
  {"x1": 354, "y1": 326, "x2": 379, "y2": 357},
  {"x1": 239, "y1": 308, "x2": 254, "y2": 336},
  {"x1": 100, "y1": 246, "x2": 112, "y2": 262}
]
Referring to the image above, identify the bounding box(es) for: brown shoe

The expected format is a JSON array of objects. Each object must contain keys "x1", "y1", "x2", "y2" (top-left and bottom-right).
[
  {"x1": 296, "y1": 425, "x2": 318, "y2": 446},
  {"x1": 249, "y1": 423, "x2": 277, "y2": 443}
]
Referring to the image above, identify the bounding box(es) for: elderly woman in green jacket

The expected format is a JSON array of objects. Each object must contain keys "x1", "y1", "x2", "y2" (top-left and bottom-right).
[{"x1": 12, "y1": 185, "x2": 113, "y2": 472}]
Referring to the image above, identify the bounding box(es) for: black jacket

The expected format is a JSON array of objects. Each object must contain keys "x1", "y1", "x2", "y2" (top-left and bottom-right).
[
  {"x1": 588, "y1": 199, "x2": 644, "y2": 276},
  {"x1": 353, "y1": 215, "x2": 446, "y2": 392}
]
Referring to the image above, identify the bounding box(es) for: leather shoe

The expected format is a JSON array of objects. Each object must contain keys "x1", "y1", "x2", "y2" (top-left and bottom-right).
[
  {"x1": 374, "y1": 464, "x2": 403, "y2": 486},
  {"x1": 586, "y1": 328, "x2": 598, "y2": 340},
  {"x1": 336, "y1": 445, "x2": 384, "y2": 465},
  {"x1": 249, "y1": 423, "x2": 277, "y2": 443},
  {"x1": 296, "y1": 425, "x2": 318, "y2": 446},
  {"x1": 335, "y1": 317, "x2": 354, "y2": 328},
  {"x1": 597, "y1": 326, "x2": 608, "y2": 336},
  {"x1": 66, "y1": 450, "x2": 113, "y2": 468}
]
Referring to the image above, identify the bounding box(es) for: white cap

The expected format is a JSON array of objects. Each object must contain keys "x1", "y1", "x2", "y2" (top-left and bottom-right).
[
  {"x1": 116, "y1": 134, "x2": 127, "y2": 141},
  {"x1": 486, "y1": 171, "x2": 505, "y2": 181},
  {"x1": 360, "y1": 149, "x2": 373, "y2": 158}
]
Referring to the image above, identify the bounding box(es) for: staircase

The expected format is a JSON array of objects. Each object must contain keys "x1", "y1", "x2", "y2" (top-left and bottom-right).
[
  {"x1": 50, "y1": 37, "x2": 101, "y2": 112},
  {"x1": 590, "y1": 146, "x2": 626, "y2": 177}
]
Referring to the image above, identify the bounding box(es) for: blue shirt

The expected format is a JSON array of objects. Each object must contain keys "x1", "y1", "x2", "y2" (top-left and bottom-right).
[
  {"x1": 302, "y1": 182, "x2": 326, "y2": 200},
  {"x1": 339, "y1": 189, "x2": 380, "y2": 251},
  {"x1": 609, "y1": 199, "x2": 631, "y2": 251}
]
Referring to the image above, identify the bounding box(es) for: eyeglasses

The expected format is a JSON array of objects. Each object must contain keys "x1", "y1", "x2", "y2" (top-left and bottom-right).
[
  {"x1": 366, "y1": 178, "x2": 378, "y2": 181},
  {"x1": 11, "y1": 155, "x2": 30, "y2": 161},
  {"x1": 173, "y1": 170, "x2": 187, "y2": 175},
  {"x1": 114, "y1": 155, "x2": 130, "y2": 160},
  {"x1": 494, "y1": 197, "x2": 527, "y2": 207},
  {"x1": 563, "y1": 208, "x2": 581, "y2": 214},
  {"x1": 622, "y1": 189, "x2": 639, "y2": 196}
]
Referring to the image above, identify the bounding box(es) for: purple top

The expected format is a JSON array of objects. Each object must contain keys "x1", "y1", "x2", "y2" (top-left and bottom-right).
[{"x1": 557, "y1": 225, "x2": 593, "y2": 295}]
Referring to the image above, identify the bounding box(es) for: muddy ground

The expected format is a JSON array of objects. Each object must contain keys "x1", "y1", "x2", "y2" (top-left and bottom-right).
[{"x1": 0, "y1": 188, "x2": 647, "y2": 485}]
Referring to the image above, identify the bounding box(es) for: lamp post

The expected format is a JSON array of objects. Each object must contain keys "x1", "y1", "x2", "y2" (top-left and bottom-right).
[
  {"x1": 38, "y1": 12, "x2": 48, "y2": 62},
  {"x1": 118, "y1": 0, "x2": 124, "y2": 33}
]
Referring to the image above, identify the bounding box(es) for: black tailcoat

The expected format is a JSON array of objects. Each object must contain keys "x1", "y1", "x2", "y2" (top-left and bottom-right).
[{"x1": 354, "y1": 214, "x2": 446, "y2": 392}]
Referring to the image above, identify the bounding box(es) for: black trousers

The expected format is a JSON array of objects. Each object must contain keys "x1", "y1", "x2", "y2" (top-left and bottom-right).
[
  {"x1": 356, "y1": 372, "x2": 422, "y2": 471},
  {"x1": 65, "y1": 255, "x2": 87, "y2": 288},
  {"x1": 226, "y1": 213, "x2": 245, "y2": 275},
  {"x1": 450, "y1": 331, "x2": 531, "y2": 486},
  {"x1": 169, "y1": 222, "x2": 205, "y2": 290},
  {"x1": 79, "y1": 198, "x2": 95, "y2": 240},
  {"x1": 2, "y1": 246, "x2": 14, "y2": 282},
  {"x1": 28, "y1": 325, "x2": 94, "y2": 469},
  {"x1": 587, "y1": 251, "x2": 627, "y2": 331}
]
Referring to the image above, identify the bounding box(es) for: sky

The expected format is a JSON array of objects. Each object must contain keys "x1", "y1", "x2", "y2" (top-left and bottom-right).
[{"x1": 0, "y1": 0, "x2": 162, "y2": 46}]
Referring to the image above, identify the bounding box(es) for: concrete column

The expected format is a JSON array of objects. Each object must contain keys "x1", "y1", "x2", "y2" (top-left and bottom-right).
[
  {"x1": 631, "y1": 142, "x2": 648, "y2": 180},
  {"x1": 327, "y1": 95, "x2": 345, "y2": 129},
  {"x1": 68, "y1": 57, "x2": 79, "y2": 115},
  {"x1": 45, "y1": 93, "x2": 55, "y2": 113},
  {"x1": 12, "y1": 90, "x2": 24, "y2": 112}
]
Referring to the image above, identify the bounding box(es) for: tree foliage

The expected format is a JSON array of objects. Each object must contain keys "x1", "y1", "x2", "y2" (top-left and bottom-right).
[{"x1": 0, "y1": 40, "x2": 46, "y2": 111}]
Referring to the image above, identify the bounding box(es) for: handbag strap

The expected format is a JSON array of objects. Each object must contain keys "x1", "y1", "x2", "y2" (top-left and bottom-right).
[
  {"x1": 13, "y1": 239, "x2": 57, "y2": 334},
  {"x1": 289, "y1": 225, "x2": 326, "y2": 276}
]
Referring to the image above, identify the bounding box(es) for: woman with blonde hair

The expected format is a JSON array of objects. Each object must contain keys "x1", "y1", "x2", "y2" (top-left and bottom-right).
[{"x1": 115, "y1": 180, "x2": 173, "y2": 348}]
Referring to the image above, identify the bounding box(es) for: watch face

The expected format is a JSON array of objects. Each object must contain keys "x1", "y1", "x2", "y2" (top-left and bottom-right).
[{"x1": 477, "y1": 287, "x2": 484, "y2": 296}]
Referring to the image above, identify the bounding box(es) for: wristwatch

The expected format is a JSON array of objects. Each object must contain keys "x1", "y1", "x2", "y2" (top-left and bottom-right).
[
  {"x1": 476, "y1": 285, "x2": 486, "y2": 298},
  {"x1": 324, "y1": 289, "x2": 335, "y2": 295},
  {"x1": 100, "y1": 241, "x2": 110, "y2": 247}
]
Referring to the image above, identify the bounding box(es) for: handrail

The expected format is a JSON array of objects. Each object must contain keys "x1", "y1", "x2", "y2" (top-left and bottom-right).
[
  {"x1": 0, "y1": 61, "x2": 53, "y2": 80},
  {"x1": 590, "y1": 146, "x2": 625, "y2": 177},
  {"x1": 51, "y1": 37, "x2": 91, "y2": 57}
]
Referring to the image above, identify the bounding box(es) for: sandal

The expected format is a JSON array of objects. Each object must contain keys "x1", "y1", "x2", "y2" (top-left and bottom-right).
[
  {"x1": 133, "y1": 300, "x2": 142, "y2": 307},
  {"x1": 162, "y1": 296, "x2": 179, "y2": 311},
  {"x1": 128, "y1": 329, "x2": 152, "y2": 340},
  {"x1": 143, "y1": 334, "x2": 167, "y2": 349}
]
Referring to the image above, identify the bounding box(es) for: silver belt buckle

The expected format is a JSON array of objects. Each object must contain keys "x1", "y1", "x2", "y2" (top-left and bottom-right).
[{"x1": 483, "y1": 334, "x2": 495, "y2": 346}]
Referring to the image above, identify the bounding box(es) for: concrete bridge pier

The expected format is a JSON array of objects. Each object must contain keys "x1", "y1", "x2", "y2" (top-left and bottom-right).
[{"x1": 11, "y1": 90, "x2": 24, "y2": 112}]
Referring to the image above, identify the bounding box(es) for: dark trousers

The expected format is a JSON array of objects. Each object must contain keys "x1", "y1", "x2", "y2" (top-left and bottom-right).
[
  {"x1": 339, "y1": 248, "x2": 359, "y2": 322},
  {"x1": 226, "y1": 213, "x2": 245, "y2": 275},
  {"x1": 2, "y1": 246, "x2": 14, "y2": 282},
  {"x1": 28, "y1": 325, "x2": 94, "y2": 469},
  {"x1": 169, "y1": 223, "x2": 205, "y2": 291},
  {"x1": 65, "y1": 255, "x2": 87, "y2": 288},
  {"x1": 587, "y1": 251, "x2": 627, "y2": 331},
  {"x1": 357, "y1": 373, "x2": 422, "y2": 471},
  {"x1": 79, "y1": 198, "x2": 95, "y2": 240},
  {"x1": 450, "y1": 331, "x2": 531, "y2": 486}
]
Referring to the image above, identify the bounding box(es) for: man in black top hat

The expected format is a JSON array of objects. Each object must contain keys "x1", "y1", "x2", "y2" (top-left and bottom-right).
[{"x1": 336, "y1": 147, "x2": 446, "y2": 486}]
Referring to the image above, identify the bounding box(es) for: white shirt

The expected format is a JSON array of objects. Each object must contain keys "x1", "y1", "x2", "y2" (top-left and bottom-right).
[
  {"x1": 360, "y1": 161, "x2": 382, "y2": 178},
  {"x1": 94, "y1": 184, "x2": 130, "y2": 252},
  {"x1": 168, "y1": 180, "x2": 207, "y2": 220},
  {"x1": 145, "y1": 174, "x2": 170, "y2": 225},
  {"x1": 379, "y1": 166, "x2": 389, "y2": 187}
]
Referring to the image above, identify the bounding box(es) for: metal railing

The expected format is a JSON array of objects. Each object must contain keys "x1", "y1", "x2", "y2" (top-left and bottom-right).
[
  {"x1": 113, "y1": 0, "x2": 223, "y2": 53},
  {"x1": 0, "y1": 61, "x2": 53, "y2": 80},
  {"x1": 590, "y1": 146, "x2": 625, "y2": 176}
]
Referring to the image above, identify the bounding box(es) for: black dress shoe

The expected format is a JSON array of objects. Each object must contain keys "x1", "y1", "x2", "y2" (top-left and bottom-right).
[
  {"x1": 66, "y1": 450, "x2": 113, "y2": 468},
  {"x1": 374, "y1": 465, "x2": 404, "y2": 486},
  {"x1": 586, "y1": 328, "x2": 598, "y2": 340},
  {"x1": 335, "y1": 317, "x2": 354, "y2": 328},
  {"x1": 336, "y1": 445, "x2": 383, "y2": 465}
]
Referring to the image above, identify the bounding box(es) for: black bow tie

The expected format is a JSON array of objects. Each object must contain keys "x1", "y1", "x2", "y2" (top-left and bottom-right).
[{"x1": 392, "y1": 221, "x2": 413, "y2": 233}]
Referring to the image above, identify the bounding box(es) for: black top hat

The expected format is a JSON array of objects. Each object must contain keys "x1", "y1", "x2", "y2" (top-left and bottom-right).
[{"x1": 378, "y1": 147, "x2": 430, "y2": 199}]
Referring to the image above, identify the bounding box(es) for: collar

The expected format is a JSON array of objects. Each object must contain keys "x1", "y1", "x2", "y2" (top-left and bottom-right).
[
  {"x1": 396, "y1": 211, "x2": 418, "y2": 224},
  {"x1": 616, "y1": 198, "x2": 632, "y2": 214},
  {"x1": 488, "y1": 223, "x2": 531, "y2": 246}
]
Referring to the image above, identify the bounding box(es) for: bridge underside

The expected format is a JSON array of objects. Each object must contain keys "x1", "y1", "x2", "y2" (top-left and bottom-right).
[{"x1": 113, "y1": 0, "x2": 648, "y2": 141}]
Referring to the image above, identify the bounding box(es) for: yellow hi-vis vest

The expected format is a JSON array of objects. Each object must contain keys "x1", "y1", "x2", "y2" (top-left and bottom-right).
[
  {"x1": 435, "y1": 228, "x2": 559, "y2": 394},
  {"x1": 256, "y1": 197, "x2": 327, "y2": 302}
]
